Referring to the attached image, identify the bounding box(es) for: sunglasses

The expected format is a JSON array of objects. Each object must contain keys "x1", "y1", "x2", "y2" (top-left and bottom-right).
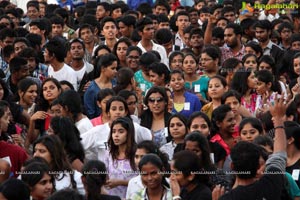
[{"x1": 148, "y1": 97, "x2": 164, "y2": 103}]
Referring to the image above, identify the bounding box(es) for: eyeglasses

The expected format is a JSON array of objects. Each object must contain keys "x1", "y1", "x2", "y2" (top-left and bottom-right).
[
  {"x1": 148, "y1": 97, "x2": 164, "y2": 103},
  {"x1": 127, "y1": 56, "x2": 139, "y2": 60},
  {"x1": 127, "y1": 101, "x2": 137, "y2": 106}
]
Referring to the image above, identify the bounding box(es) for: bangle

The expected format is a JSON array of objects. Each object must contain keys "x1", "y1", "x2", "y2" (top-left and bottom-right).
[
  {"x1": 172, "y1": 196, "x2": 182, "y2": 200},
  {"x1": 274, "y1": 125, "x2": 285, "y2": 130}
]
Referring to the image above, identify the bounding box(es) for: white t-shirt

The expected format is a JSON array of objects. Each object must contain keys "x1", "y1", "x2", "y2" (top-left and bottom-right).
[
  {"x1": 48, "y1": 63, "x2": 78, "y2": 90},
  {"x1": 55, "y1": 170, "x2": 85, "y2": 195},
  {"x1": 75, "y1": 117, "x2": 93, "y2": 135}
]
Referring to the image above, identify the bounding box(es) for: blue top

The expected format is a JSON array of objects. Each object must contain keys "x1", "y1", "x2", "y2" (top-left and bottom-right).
[
  {"x1": 171, "y1": 91, "x2": 202, "y2": 118},
  {"x1": 127, "y1": 0, "x2": 153, "y2": 10},
  {"x1": 84, "y1": 79, "x2": 116, "y2": 119}
]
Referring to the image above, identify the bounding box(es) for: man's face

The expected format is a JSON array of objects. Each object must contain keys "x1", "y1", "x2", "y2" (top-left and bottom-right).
[
  {"x1": 158, "y1": 22, "x2": 169, "y2": 30},
  {"x1": 155, "y1": 5, "x2": 168, "y2": 15},
  {"x1": 255, "y1": 27, "x2": 270, "y2": 43},
  {"x1": 70, "y1": 42, "x2": 84, "y2": 60},
  {"x1": 29, "y1": 25, "x2": 43, "y2": 36},
  {"x1": 140, "y1": 24, "x2": 155, "y2": 40},
  {"x1": 292, "y1": 41, "x2": 300, "y2": 51},
  {"x1": 101, "y1": 21, "x2": 118, "y2": 40},
  {"x1": 189, "y1": 11, "x2": 198, "y2": 24},
  {"x1": 0, "y1": 37, "x2": 14, "y2": 48},
  {"x1": 0, "y1": 18, "x2": 11, "y2": 29},
  {"x1": 51, "y1": 24, "x2": 63, "y2": 37},
  {"x1": 96, "y1": 5, "x2": 108, "y2": 21},
  {"x1": 223, "y1": 11, "x2": 235, "y2": 23},
  {"x1": 224, "y1": 28, "x2": 238, "y2": 48},
  {"x1": 15, "y1": 65, "x2": 30, "y2": 81},
  {"x1": 176, "y1": 15, "x2": 190, "y2": 32},
  {"x1": 25, "y1": 57, "x2": 37, "y2": 73},
  {"x1": 200, "y1": 12, "x2": 210, "y2": 23},
  {"x1": 27, "y1": 6, "x2": 39, "y2": 20},
  {"x1": 280, "y1": 28, "x2": 292, "y2": 42},
  {"x1": 14, "y1": 41, "x2": 28, "y2": 55},
  {"x1": 190, "y1": 34, "x2": 204, "y2": 49},
  {"x1": 80, "y1": 28, "x2": 94, "y2": 44}
]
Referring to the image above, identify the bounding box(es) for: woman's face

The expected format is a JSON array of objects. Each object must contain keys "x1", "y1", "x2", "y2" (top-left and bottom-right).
[
  {"x1": 118, "y1": 22, "x2": 130, "y2": 37},
  {"x1": 126, "y1": 50, "x2": 140, "y2": 71},
  {"x1": 108, "y1": 101, "x2": 127, "y2": 121},
  {"x1": 0, "y1": 84, "x2": 4, "y2": 100},
  {"x1": 224, "y1": 96, "x2": 240, "y2": 116},
  {"x1": 169, "y1": 117, "x2": 186, "y2": 140},
  {"x1": 189, "y1": 117, "x2": 210, "y2": 137},
  {"x1": 247, "y1": 71, "x2": 257, "y2": 90},
  {"x1": 31, "y1": 173, "x2": 53, "y2": 200},
  {"x1": 147, "y1": 92, "x2": 166, "y2": 115},
  {"x1": 134, "y1": 148, "x2": 147, "y2": 168},
  {"x1": 97, "y1": 49, "x2": 110, "y2": 57},
  {"x1": 170, "y1": 54, "x2": 183, "y2": 71},
  {"x1": 201, "y1": 53, "x2": 217, "y2": 73},
  {"x1": 98, "y1": 95, "x2": 113, "y2": 115},
  {"x1": 240, "y1": 123, "x2": 260, "y2": 142},
  {"x1": 42, "y1": 81, "x2": 61, "y2": 103},
  {"x1": 293, "y1": 57, "x2": 300, "y2": 76},
  {"x1": 182, "y1": 55, "x2": 197, "y2": 74},
  {"x1": 185, "y1": 141, "x2": 202, "y2": 157},
  {"x1": 102, "y1": 61, "x2": 118, "y2": 79},
  {"x1": 244, "y1": 56, "x2": 257, "y2": 71},
  {"x1": 217, "y1": 111, "x2": 236, "y2": 134},
  {"x1": 170, "y1": 73, "x2": 185, "y2": 92},
  {"x1": 141, "y1": 162, "x2": 163, "y2": 190},
  {"x1": 258, "y1": 61, "x2": 272, "y2": 72},
  {"x1": 208, "y1": 78, "x2": 226, "y2": 100},
  {"x1": 116, "y1": 42, "x2": 128, "y2": 62},
  {"x1": 149, "y1": 70, "x2": 165, "y2": 87},
  {"x1": 33, "y1": 143, "x2": 52, "y2": 164},
  {"x1": 256, "y1": 79, "x2": 271, "y2": 95},
  {"x1": 0, "y1": 108, "x2": 9, "y2": 133},
  {"x1": 20, "y1": 84, "x2": 38, "y2": 106},
  {"x1": 112, "y1": 123, "x2": 127, "y2": 146}
]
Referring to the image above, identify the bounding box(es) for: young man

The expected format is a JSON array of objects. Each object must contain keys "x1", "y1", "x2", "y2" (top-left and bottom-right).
[
  {"x1": 29, "y1": 19, "x2": 48, "y2": 48},
  {"x1": 154, "y1": 0, "x2": 170, "y2": 16},
  {"x1": 278, "y1": 21, "x2": 293, "y2": 50},
  {"x1": 188, "y1": 7, "x2": 200, "y2": 28},
  {"x1": 0, "y1": 28, "x2": 16, "y2": 76},
  {"x1": 78, "y1": 24, "x2": 97, "y2": 63},
  {"x1": 24, "y1": 1, "x2": 40, "y2": 30},
  {"x1": 217, "y1": 96, "x2": 287, "y2": 200},
  {"x1": 136, "y1": 17, "x2": 168, "y2": 66},
  {"x1": 44, "y1": 39, "x2": 77, "y2": 90},
  {"x1": 54, "y1": 8, "x2": 77, "y2": 40},
  {"x1": 174, "y1": 11, "x2": 190, "y2": 50},
  {"x1": 100, "y1": 17, "x2": 118, "y2": 51},
  {"x1": 221, "y1": 6, "x2": 236, "y2": 23},
  {"x1": 96, "y1": 2, "x2": 111, "y2": 22},
  {"x1": 189, "y1": 28, "x2": 204, "y2": 58},
  {"x1": 50, "y1": 15, "x2": 64, "y2": 39}
]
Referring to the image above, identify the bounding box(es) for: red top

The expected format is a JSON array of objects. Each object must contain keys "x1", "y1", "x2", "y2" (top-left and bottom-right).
[
  {"x1": 210, "y1": 131, "x2": 240, "y2": 156},
  {"x1": 91, "y1": 115, "x2": 103, "y2": 127}
]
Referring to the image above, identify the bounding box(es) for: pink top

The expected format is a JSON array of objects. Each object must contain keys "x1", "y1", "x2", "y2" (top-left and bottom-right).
[
  {"x1": 241, "y1": 93, "x2": 257, "y2": 116},
  {"x1": 210, "y1": 131, "x2": 240, "y2": 156},
  {"x1": 91, "y1": 115, "x2": 103, "y2": 126}
]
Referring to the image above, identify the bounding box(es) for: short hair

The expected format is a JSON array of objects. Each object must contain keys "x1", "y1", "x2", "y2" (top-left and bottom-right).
[
  {"x1": 221, "y1": 6, "x2": 235, "y2": 16},
  {"x1": 44, "y1": 39, "x2": 66, "y2": 62},
  {"x1": 253, "y1": 19, "x2": 272, "y2": 31},
  {"x1": 27, "y1": 1, "x2": 39, "y2": 11},
  {"x1": 136, "y1": 3, "x2": 153, "y2": 17},
  {"x1": 25, "y1": 33, "x2": 42, "y2": 48},
  {"x1": 118, "y1": 15, "x2": 136, "y2": 27},
  {"x1": 69, "y1": 38, "x2": 85, "y2": 51},
  {"x1": 53, "y1": 8, "x2": 69, "y2": 21},
  {"x1": 9, "y1": 56, "x2": 27, "y2": 73},
  {"x1": 291, "y1": 33, "x2": 300, "y2": 44},
  {"x1": 231, "y1": 141, "x2": 261, "y2": 179},
  {"x1": 0, "y1": 28, "x2": 16, "y2": 41},
  {"x1": 100, "y1": 16, "x2": 117, "y2": 31},
  {"x1": 97, "y1": 2, "x2": 111, "y2": 12},
  {"x1": 78, "y1": 23, "x2": 94, "y2": 38},
  {"x1": 225, "y1": 23, "x2": 242, "y2": 35},
  {"x1": 221, "y1": 90, "x2": 241, "y2": 104},
  {"x1": 13, "y1": 37, "x2": 31, "y2": 48},
  {"x1": 240, "y1": 18, "x2": 257, "y2": 34},
  {"x1": 212, "y1": 27, "x2": 224, "y2": 39},
  {"x1": 277, "y1": 21, "x2": 294, "y2": 33},
  {"x1": 0, "y1": 179, "x2": 30, "y2": 200},
  {"x1": 154, "y1": 0, "x2": 171, "y2": 14},
  {"x1": 189, "y1": 27, "x2": 204, "y2": 39},
  {"x1": 157, "y1": 13, "x2": 169, "y2": 23},
  {"x1": 136, "y1": 17, "x2": 153, "y2": 32},
  {"x1": 50, "y1": 15, "x2": 64, "y2": 26},
  {"x1": 175, "y1": 11, "x2": 189, "y2": 21},
  {"x1": 155, "y1": 28, "x2": 173, "y2": 45}
]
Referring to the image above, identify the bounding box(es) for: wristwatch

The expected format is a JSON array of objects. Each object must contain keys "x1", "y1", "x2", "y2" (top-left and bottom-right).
[{"x1": 172, "y1": 196, "x2": 182, "y2": 200}]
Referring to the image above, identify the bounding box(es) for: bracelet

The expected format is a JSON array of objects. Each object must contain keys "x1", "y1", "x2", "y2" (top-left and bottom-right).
[
  {"x1": 172, "y1": 196, "x2": 182, "y2": 200},
  {"x1": 274, "y1": 125, "x2": 285, "y2": 130}
]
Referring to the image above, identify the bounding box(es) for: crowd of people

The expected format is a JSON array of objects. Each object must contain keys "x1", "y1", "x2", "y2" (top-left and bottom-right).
[{"x1": 0, "y1": 0, "x2": 299, "y2": 199}]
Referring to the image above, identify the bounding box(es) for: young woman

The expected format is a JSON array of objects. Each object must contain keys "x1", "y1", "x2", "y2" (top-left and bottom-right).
[
  {"x1": 130, "y1": 154, "x2": 172, "y2": 200},
  {"x1": 255, "y1": 70, "x2": 282, "y2": 116},
  {"x1": 242, "y1": 54, "x2": 258, "y2": 71},
  {"x1": 201, "y1": 75, "x2": 227, "y2": 119},
  {"x1": 210, "y1": 104, "x2": 239, "y2": 156},
  {"x1": 113, "y1": 67, "x2": 137, "y2": 94},
  {"x1": 91, "y1": 88, "x2": 115, "y2": 126},
  {"x1": 244, "y1": 41, "x2": 263, "y2": 59},
  {"x1": 140, "y1": 86, "x2": 172, "y2": 147},
  {"x1": 81, "y1": 160, "x2": 121, "y2": 200},
  {"x1": 33, "y1": 135, "x2": 85, "y2": 194},
  {"x1": 118, "y1": 90, "x2": 141, "y2": 122},
  {"x1": 27, "y1": 78, "x2": 62, "y2": 148},
  {"x1": 183, "y1": 53, "x2": 210, "y2": 103},
  {"x1": 170, "y1": 70, "x2": 202, "y2": 118},
  {"x1": 81, "y1": 96, "x2": 152, "y2": 161},
  {"x1": 21, "y1": 161, "x2": 54, "y2": 200},
  {"x1": 16, "y1": 78, "x2": 38, "y2": 116},
  {"x1": 148, "y1": 62, "x2": 170, "y2": 87},
  {"x1": 231, "y1": 68, "x2": 258, "y2": 115},
  {"x1": 126, "y1": 46, "x2": 142, "y2": 73},
  {"x1": 239, "y1": 117, "x2": 264, "y2": 142},
  {"x1": 58, "y1": 90, "x2": 93, "y2": 135},
  {"x1": 200, "y1": 46, "x2": 220, "y2": 78},
  {"x1": 169, "y1": 51, "x2": 184, "y2": 71},
  {"x1": 104, "y1": 117, "x2": 137, "y2": 199},
  {"x1": 170, "y1": 150, "x2": 212, "y2": 200},
  {"x1": 126, "y1": 140, "x2": 170, "y2": 199},
  {"x1": 160, "y1": 114, "x2": 188, "y2": 161},
  {"x1": 48, "y1": 116, "x2": 85, "y2": 172},
  {"x1": 84, "y1": 53, "x2": 117, "y2": 119},
  {"x1": 112, "y1": 37, "x2": 132, "y2": 68}
]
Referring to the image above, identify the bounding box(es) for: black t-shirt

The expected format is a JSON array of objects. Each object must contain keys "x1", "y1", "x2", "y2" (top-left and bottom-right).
[
  {"x1": 286, "y1": 159, "x2": 300, "y2": 188},
  {"x1": 180, "y1": 183, "x2": 212, "y2": 200},
  {"x1": 220, "y1": 167, "x2": 284, "y2": 200}
]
